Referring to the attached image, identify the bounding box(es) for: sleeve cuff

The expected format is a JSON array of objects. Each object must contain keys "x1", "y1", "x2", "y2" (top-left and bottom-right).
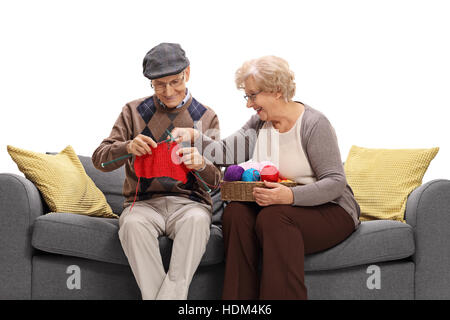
[{"x1": 196, "y1": 161, "x2": 207, "y2": 172}]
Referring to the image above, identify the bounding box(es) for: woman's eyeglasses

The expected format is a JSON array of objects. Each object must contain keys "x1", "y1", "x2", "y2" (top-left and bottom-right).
[{"x1": 244, "y1": 91, "x2": 262, "y2": 102}]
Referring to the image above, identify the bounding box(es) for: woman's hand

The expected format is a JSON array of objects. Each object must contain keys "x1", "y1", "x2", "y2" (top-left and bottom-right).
[
  {"x1": 253, "y1": 181, "x2": 294, "y2": 206},
  {"x1": 127, "y1": 134, "x2": 157, "y2": 156},
  {"x1": 176, "y1": 147, "x2": 206, "y2": 171},
  {"x1": 170, "y1": 127, "x2": 200, "y2": 144}
]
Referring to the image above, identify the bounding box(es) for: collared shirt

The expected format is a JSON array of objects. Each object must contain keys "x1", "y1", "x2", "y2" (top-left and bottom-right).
[{"x1": 157, "y1": 88, "x2": 191, "y2": 109}]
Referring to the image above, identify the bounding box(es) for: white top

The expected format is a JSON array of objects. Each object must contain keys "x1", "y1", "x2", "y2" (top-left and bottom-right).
[{"x1": 252, "y1": 111, "x2": 317, "y2": 184}]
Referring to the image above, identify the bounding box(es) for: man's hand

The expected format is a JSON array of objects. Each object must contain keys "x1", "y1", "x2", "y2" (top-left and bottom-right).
[
  {"x1": 176, "y1": 147, "x2": 206, "y2": 171},
  {"x1": 127, "y1": 134, "x2": 157, "y2": 156},
  {"x1": 253, "y1": 181, "x2": 294, "y2": 206},
  {"x1": 170, "y1": 127, "x2": 200, "y2": 144}
]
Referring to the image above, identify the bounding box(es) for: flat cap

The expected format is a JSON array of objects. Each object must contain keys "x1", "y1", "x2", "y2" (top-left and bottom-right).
[{"x1": 142, "y1": 43, "x2": 190, "y2": 80}]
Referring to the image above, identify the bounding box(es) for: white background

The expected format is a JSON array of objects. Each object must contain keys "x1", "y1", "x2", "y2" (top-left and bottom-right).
[{"x1": 1, "y1": 0, "x2": 449, "y2": 182}]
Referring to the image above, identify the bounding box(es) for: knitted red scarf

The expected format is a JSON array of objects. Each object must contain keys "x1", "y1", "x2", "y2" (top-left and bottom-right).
[
  {"x1": 134, "y1": 142, "x2": 189, "y2": 183},
  {"x1": 130, "y1": 142, "x2": 190, "y2": 210}
]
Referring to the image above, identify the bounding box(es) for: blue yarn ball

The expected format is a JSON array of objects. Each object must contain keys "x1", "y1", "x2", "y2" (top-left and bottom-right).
[
  {"x1": 241, "y1": 168, "x2": 261, "y2": 182},
  {"x1": 224, "y1": 165, "x2": 244, "y2": 181}
]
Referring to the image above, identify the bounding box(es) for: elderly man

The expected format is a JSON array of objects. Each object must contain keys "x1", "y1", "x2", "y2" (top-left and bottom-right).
[{"x1": 92, "y1": 43, "x2": 221, "y2": 300}]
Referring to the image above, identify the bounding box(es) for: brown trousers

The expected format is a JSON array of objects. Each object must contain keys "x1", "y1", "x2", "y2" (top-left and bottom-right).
[{"x1": 221, "y1": 201, "x2": 355, "y2": 300}]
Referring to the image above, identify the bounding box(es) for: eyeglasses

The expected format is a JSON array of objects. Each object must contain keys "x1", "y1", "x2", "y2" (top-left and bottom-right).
[
  {"x1": 244, "y1": 91, "x2": 262, "y2": 102},
  {"x1": 151, "y1": 72, "x2": 185, "y2": 92}
]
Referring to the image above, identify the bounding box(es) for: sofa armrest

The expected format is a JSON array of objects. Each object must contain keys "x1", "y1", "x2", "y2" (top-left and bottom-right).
[
  {"x1": 404, "y1": 179, "x2": 450, "y2": 299},
  {"x1": 0, "y1": 173, "x2": 45, "y2": 299}
]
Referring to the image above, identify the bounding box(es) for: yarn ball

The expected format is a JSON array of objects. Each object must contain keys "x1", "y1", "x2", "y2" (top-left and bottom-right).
[
  {"x1": 241, "y1": 168, "x2": 261, "y2": 182},
  {"x1": 239, "y1": 160, "x2": 277, "y2": 172},
  {"x1": 239, "y1": 161, "x2": 260, "y2": 171},
  {"x1": 224, "y1": 165, "x2": 245, "y2": 181},
  {"x1": 260, "y1": 165, "x2": 279, "y2": 182},
  {"x1": 258, "y1": 161, "x2": 276, "y2": 171}
]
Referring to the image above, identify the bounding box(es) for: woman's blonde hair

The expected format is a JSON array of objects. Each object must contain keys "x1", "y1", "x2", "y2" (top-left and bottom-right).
[{"x1": 235, "y1": 55, "x2": 296, "y2": 101}]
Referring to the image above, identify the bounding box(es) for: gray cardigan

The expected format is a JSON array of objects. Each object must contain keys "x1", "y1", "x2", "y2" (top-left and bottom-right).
[{"x1": 195, "y1": 103, "x2": 361, "y2": 228}]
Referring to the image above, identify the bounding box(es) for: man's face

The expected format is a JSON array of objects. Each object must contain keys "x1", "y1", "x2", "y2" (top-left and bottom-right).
[{"x1": 152, "y1": 66, "x2": 190, "y2": 108}]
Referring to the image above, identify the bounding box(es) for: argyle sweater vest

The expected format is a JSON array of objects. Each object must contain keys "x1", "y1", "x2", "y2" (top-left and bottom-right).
[{"x1": 92, "y1": 95, "x2": 221, "y2": 210}]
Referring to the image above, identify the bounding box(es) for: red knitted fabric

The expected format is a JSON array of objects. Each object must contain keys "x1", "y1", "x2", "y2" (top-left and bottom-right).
[{"x1": 133, "y1": 142, "x2": 190, "y2": 183}]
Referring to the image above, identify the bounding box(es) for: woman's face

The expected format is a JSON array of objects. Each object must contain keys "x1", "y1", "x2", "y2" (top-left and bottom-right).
[{"x1": 244, "y1": 76, "x2": 277, "y2": 122}]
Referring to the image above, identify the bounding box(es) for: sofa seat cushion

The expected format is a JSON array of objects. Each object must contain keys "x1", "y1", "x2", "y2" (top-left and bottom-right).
[
  {"x1": 31, "y1": 212, "x2": 224, "y2": 268},
  {"x1": 304, "y1": 220, "x2": 415, "y2": 272}
]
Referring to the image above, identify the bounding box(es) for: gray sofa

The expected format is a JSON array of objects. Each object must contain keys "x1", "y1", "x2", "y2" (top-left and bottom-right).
[{"x1": 1, "y1": 154, "x2": 450, "y2": 300}]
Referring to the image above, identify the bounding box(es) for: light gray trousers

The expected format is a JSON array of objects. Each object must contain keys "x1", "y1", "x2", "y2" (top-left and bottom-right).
[{"x1": 118, "y1": 196, "x2": 211, "y2": 300}]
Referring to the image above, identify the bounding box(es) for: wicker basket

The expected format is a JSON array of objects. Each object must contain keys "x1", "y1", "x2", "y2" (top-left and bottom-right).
[{"x1": 220, "y1": 180, "x2": 300, "y2": 202}]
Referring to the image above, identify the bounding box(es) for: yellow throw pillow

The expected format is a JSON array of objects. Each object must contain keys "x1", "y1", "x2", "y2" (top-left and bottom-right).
[
  {"x1": 344, "y1": 145, "x2": 439, "y2": 222},
  {"x1": 7, "y1": 145, "x2": 118, "y2": 219}
]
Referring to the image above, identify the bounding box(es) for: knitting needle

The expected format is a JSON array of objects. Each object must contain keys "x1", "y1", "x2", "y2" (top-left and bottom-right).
[
  {"x1": 193, "y1": 171, "x2": 211, "y2": 192},
  {"x1": 165, "y1": 129, "x2": 175, "y2": 143},
  {"x1": 157, "y1": 138, "x2": 174, "y2": 145},
  {"x1": 101, "y1": 154, "x2": 132, "y2": 168}
]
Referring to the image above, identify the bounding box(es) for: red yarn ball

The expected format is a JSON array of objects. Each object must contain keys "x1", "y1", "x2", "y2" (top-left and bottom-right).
[{"x1": 260, "y1": 165, "x2": 279, "y2": 182}]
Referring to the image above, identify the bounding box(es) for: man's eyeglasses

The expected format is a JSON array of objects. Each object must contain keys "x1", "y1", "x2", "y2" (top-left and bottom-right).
[
  {"x1": 244, "y1": 91, "x2": 262, "y2": 102},
  {"x1": 151, "y1": 72, "x2": 185, "y2": 92}
]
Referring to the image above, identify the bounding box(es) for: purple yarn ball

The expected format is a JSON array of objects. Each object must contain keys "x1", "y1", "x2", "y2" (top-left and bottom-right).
[{"x1": 224, "y1": 165, "x2": 245, "y2": 181}]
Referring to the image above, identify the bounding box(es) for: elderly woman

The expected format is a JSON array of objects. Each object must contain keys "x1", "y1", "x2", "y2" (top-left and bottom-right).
[{"x1": 170, "y1": 55, "x2": 360, "y2": 300}]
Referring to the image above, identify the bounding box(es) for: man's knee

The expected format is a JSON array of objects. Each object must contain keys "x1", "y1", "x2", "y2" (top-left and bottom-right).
[
  {"x1": 187, "y1": 210, "x2": 211, "y2": 226},
  {"x1": 119, "y1": 214, "x2": 158, "y2": 240},
  {"x1": 177, "y1": 209, "x2": 211, "y2": 233}
]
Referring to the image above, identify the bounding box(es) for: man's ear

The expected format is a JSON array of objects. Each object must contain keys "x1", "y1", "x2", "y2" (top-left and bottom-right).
[{"x1": 184, "y1": 66, "x2": 191, "y2": 82}]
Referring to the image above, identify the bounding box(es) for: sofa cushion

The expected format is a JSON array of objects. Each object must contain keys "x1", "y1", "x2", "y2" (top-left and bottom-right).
[
  {"x1": 344, "y1": 145, "x2": 439, "y2": 222},
  {"x1": 8, "y1": 145, "x2": 117, "y2": 219},
  {"x1": 31, "y1": 212, "x2": 224, "y2": 268},
  {"x1": 304, "y1": 220, "x2": 415, "y2": 271},
  {"x1": 78, "y1": 155, "x2": 126, "y2": 215}
]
